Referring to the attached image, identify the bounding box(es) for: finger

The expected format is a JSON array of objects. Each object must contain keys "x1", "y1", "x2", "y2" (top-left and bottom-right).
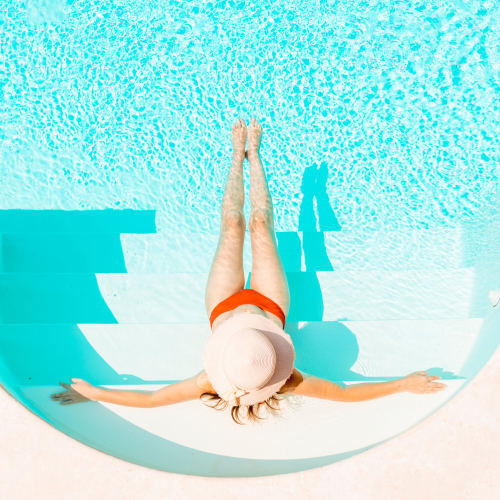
[
  {"x1": 431, "y1": 376, "x2": 441, "y2": 380},
  {"x1": 52, "y1": 392, "x2": 70, "y2": 399},
  {"x1": 416, "y1": 371, "x2": 428, "y2": 375}
]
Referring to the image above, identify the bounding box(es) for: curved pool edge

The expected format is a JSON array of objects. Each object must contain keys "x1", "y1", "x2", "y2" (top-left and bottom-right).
[
  {"x1": 0, "y1": 302, "x2": 498, "y2": 480},
  {"x1": 0, "y1": 378, "x2": 391, "y2": 478},
  {"x1": 1, "y1": 309, "x2": 499, "y2": 495},
  {"x1": 0, "y1": 303, "x2": 498, "y2": 478}
]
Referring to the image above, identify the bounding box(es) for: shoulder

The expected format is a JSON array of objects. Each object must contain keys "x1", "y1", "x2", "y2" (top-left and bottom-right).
[
  {"x1": 281, "y1": 371, "x2": 344, "y2": 400},
  {"x1": 195, "y1": 370, "x2": 216, "y2": 393},
  {"x1": 279, "y1": 368, "x2": 304, "y2": 393},
  {"x1": 150, "y1": 373, "x2": 214, "y2": 406}
]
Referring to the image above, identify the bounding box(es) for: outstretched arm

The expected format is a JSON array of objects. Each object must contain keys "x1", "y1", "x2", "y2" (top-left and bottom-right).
[
  {"x1": 57, "y1": 371, "x2": 207, "y2": 408},
  {"x1": 285, "y1": 369, "x2": 446, "y2": 402}
]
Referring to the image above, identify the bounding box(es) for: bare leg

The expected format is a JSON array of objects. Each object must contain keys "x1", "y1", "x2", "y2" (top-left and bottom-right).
[
  {"x1": 247, "y1": 118, "x2": 290, "y2": 319},
  {"x1": 205, "y1": 119, "x2": 247, "y2": 317}
]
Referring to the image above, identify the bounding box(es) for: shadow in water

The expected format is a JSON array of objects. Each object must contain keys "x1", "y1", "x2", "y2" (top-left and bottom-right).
[
  {"x1": 248, "y1": 163, "x2": 361, "y2": 382},
  {"x1": 250, "y1": 163, "x2": 452, "y2": 383},
  {"x1": 281, "y1": 162, "x2": 362, "y2": 383},
  {"x1": 0, "y1": 209, "x2": 162, "y2": 386},
  {"x1": 289, "y1": 161, "x2": 340, "y2": 321}
]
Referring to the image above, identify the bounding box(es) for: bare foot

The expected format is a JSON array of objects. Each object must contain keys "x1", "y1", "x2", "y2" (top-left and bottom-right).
[
  {"x1": 231, "y1": 118, "x2": 247, "y2": 157},
  {"x1": 247, "y1": 117, "x2": 262, "y2": 156}
]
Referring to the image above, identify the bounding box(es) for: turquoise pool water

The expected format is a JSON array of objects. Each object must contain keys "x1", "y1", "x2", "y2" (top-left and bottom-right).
[
  {"x1": 1, "y1": 0, "x2": 498, "y2": 231},
  {"x1": 0, "y1": 0, "x2": 499, "y2": 477}
]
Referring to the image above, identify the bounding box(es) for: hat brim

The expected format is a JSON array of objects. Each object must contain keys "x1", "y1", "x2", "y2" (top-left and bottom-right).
[{"x1": 203, "y1": 312, "x2": 295, "y2": 406}]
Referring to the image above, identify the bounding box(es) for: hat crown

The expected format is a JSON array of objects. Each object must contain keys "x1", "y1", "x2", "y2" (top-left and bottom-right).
[{"x1": 223, "y1": 328, "x2": 276, "y2": 391}]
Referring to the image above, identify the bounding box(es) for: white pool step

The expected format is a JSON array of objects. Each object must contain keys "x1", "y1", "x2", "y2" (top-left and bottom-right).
[
  {"x1": 119, "y1": 219, "x2": 497, "y2": 274},
  {"x1": 101, "y1": 378, "x2": 466, "y2": 460},
  {"x1": 1, "y1": 224, "x2": 494, "y2": 274},
  {"x1": 18, "y1": 379, "x2": 465, "y2": 461},
  {"x1": 93, "y1": 268, "x2": 493, "y2": 323},
  {"x1": 6, "y1": 316, "x2": 473, "y2": 461},
  {"x1": 0, "y1": 319, "x2": 482, "y2": 385},
  {"x1": 119, "y1": 226, "x2": 492, "y2": 273}
]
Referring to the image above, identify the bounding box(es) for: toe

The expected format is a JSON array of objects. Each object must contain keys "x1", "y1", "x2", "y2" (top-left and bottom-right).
[{"x1": 233, "y1": 119, "x2": 245, "y2": 131}]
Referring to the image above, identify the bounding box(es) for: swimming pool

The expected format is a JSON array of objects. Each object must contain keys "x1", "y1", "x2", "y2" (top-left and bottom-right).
[{"x1": 0, "y1": 0, "x2": 498, "y2": 477}]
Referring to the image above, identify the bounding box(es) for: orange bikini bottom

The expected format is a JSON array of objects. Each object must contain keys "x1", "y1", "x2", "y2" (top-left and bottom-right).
[{"x1": 209, "y1": 289, "x2": 286, "y2": 329}]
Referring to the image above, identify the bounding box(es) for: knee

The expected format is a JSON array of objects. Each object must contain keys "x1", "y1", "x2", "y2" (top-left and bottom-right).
[
  {"x1": 249, "y1": 208, "x2": 272, "y2": 233},
  {"x1": 221, "y1": 209, "x2": 246, "y2": 232}
]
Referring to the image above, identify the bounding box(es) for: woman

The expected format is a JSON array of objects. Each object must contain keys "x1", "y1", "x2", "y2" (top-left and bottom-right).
[{"x1": 52, "y1": 118, "x2": 446, "y2": 424}]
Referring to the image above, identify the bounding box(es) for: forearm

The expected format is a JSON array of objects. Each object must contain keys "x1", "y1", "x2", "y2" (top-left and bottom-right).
[
  {"x1": 93, "y1": 387, "x2": 154, "y2": 407},
  {"x1": 341, "y1": 378, "x2": 406, "y2": 402}
]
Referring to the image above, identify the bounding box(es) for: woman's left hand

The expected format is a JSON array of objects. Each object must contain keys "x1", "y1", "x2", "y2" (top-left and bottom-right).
[{"x1": 402, "y1": 371, "x2": 446, "y2": 394}]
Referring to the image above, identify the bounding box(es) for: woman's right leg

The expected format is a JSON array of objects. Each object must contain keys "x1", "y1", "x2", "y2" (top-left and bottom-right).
[
  {"x1": 247, "y1": 118, "x2": 290, "y2": 318},
  {"x1": 204, "y1": 119, "x2": 247, "y2": 318}
]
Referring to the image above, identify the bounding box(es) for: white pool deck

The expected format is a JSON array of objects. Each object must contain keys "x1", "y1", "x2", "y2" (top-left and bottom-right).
[{"x1": 1, "y1": 336, "x2": 499, "y2": 500}]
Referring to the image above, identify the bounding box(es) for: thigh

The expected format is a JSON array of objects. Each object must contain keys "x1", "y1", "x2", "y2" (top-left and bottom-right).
[
  {"x1": 205, "y1": 220, "x2": 246, "y2": 317},
  {"x1": 249, "y1": 211, "x2": 290, "y2": 317}
]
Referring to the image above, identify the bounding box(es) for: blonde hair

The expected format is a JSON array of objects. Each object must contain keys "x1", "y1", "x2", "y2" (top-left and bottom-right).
[
  {"x1": 199, "y1": 371, "x2": 296, "y2": 425},
  {"x1": 199, "y1": 389, "x2": 287, "y2": 425}
]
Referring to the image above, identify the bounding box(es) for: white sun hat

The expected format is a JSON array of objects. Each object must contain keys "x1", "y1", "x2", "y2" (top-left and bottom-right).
[{"x1": 202, "y1": 312, "x2": 295, "y2": 406}]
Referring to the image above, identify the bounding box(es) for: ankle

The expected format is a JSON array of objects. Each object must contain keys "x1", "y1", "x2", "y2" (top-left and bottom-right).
[
  {"x1": 232, "y1": 149, "x2": 245, "y2": 161},
  {"x1": 246, "y1": 149, "x2": 260, "y2": 159}
]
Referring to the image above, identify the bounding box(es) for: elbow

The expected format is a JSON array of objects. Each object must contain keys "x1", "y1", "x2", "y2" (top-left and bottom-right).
[
  {"x1": 330, "y1": 385, "x2": 365, "y2": 402},
  {"x1": 141, "y1": 394, "x2": 161, "y2": 408},
  {"x1": 324, "y1": 381, "x2": 349, "y2": 401},
  {"x1": 148, "y1": 394, "x2": 175, "y2": 408},
  {"x1": 338, "y1": 386, "x2": 366, "y2": 402}
]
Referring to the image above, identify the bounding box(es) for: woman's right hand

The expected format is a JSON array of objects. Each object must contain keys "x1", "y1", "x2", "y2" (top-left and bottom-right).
[
  {"x1": 51, "y1": 378, "x2": 99, "y2": 404},
  {"x1": 69, "y1": 378, "x2": 99, "y2": 400},
  {"x1": 402, "y1": 371, "x2": 446, "y2": 394}
]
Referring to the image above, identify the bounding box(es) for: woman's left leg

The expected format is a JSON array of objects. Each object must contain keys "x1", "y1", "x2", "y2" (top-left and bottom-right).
[{"x1": 205, "y1": 119, "x2": 247, "y2": 318}]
